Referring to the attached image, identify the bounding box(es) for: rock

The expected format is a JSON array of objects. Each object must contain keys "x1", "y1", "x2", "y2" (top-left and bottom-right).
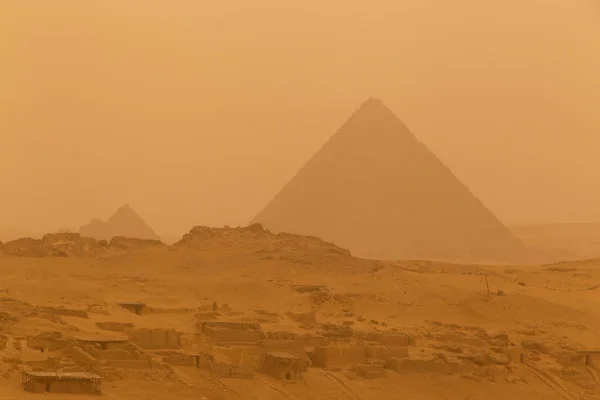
[{"x1": 174, "y1": 224, "x2": 350, "y2": 262}]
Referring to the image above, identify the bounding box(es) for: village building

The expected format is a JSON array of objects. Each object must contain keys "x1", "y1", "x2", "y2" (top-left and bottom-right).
[
  {"x1": 261, "y1": 352, "x2": 308, "y2": 381},
  {"x1": 22, "y1": 371, "x2": 102, "y2": 394},
  {"x1": 118, "y1": 302, "x2": 148, "y2": 315}
]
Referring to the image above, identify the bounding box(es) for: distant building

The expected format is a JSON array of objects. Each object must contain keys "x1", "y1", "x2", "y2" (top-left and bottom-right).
[{"x1": 261, "y1": 352, "x2": 309, "y2": 381}]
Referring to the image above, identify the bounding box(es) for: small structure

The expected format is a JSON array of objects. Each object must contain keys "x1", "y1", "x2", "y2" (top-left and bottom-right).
[
  {"x1": 577, "y1": 350, "x2": 600, "y2": 368},
  {"x1": 96, "y1": 321, "x2": 135, "y2": 332},
  {"x1": 71, "y1": 333, "x2": 129, "y2": 350},
  {"x1": 201, "y1": 321, "x2": 261, "y2": 331},
  {"x1": 129, "y1": 328, "x2": 180, "y2": 349},
  {"x1": 160, "y1": 351, "x2": 214, "y2": 368},
  {"x1": 22, "y1": 371, "x2": 101, "y2": 394},
  {"x1": 290, "y1": 284, "x2": 327, "y2": 293},
  {"x1": 355, "y1": 363, "x2": 385, "y2": 378},
  {"x1": 118, "y1": 302, "x2": 148, "y2": 315},
  {"x1": 261, "y1": 352, "x2": 307, "y2": 381},
  {"x1": 200, "y1": 321, "x2": 263, "y2": 344}
]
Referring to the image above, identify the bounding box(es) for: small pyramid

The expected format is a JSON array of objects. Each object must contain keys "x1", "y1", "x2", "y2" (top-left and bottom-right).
[
  {"x1": 79, "y1": 204, "x2": 160, "y2": 242},
  {"x1": 252, "y1": 98, "x2": 529, "y2": 263}
]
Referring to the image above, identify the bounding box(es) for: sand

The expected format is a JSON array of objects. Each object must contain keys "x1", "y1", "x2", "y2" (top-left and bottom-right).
[{"x1": 1, "y1": 225, "x2": 600, "y2": 399}]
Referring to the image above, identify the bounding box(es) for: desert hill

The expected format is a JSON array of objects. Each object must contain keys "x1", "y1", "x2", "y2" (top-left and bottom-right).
[
  {"x1": 253, "y1": 98, "x2": 529, "y2": 264},
  {"x1": 511, "y1": 223, "x2": 600, "y2": 263},
  {"x1": 174, "y1": 223, "x2": 351, "y2": 264},
  {"x1": 79, "y1": 204, "x2": 160, "y2": 242}
]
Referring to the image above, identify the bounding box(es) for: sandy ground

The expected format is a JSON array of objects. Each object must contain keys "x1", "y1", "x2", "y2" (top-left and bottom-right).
[{"x1": 1, "y1": 237, "x2": 600, "y2": 399}]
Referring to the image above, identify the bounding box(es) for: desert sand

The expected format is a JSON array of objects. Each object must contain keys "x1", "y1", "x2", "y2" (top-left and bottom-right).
[{"x1": 2, "y1": 224, "x2": 600, "y2": 400}]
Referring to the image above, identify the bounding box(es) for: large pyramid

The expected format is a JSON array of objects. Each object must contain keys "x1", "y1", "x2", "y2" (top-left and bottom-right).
[
  {"x1": 79, "y1": 204, "x2": 160, "y2": 242},
  {"x1": 252, "y1": 98, "x2": 529, "y2": 263}
]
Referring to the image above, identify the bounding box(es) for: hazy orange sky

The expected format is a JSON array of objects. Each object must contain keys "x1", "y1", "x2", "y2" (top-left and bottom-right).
[{"x1": 1, "y1": 0, "x2": 599, "y2": 237}]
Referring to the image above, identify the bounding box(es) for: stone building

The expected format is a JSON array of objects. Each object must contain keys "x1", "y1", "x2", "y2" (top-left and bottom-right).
[
  {"x1": 261, "y1": 352, "x2": 308, "y2": 381},
  {"x1": 22, "y1": 371, "x2": 101, "y2": 394}
]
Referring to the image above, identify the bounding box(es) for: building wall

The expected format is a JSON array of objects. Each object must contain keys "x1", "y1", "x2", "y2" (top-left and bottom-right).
[
  {"x1": 262, "y1": 358, "x2": 299, "y2": 380},
  {"x1": 49, "y1": 379, "x2": 96, "y2": 394},
  {"x1": 96, "y1": 321, "x2": 134, "y2": 332},
  {"x1": 163, "y1": 353, "x2": 195, "y2": 367},
  {"x1": 587, "y1": 353, "x2": 600, "y2": 369},
  {"x1": 203, "y1": 326, "x2": 262, "y2": 343},
  {"x1": 202, "y1": 321, "x2": 261, "y2": 331},
  {"x1": 69, "y1": 346, "x2": 100, "y2": 366},
  {"x1": 312, "y1": 346, "x2": 366, "y2": 367},
  {"x1": 130, "y1": 329, "x2": 180, "y2": 349},
  {"x1": 106, "y1": 359, "x2": 153, "y2": 369}
]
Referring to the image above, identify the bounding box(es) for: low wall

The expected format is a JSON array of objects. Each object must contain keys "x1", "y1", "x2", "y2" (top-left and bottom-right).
[
  {"x1": 354, "y1": 331, "x2": 415, "y2": 346},
  {"x1": 312, "y1": 346, "x2": 366, "y2": 367},
  {"x1": 40, "y1": 307, "x2": 89, "y2": 319},
  {"x1": 69, "y1": 346, "x2": 100, "y2": 366},
  {"x1": 49, "y1": 379, "x2": 96, "y2": 394},
  {"x1": 130, "y1": 329, "x2": 180, "y2": 349},
  {"x1": 163, "y1": 353, "x2": 195, "y2": 367},
  {"x1": 204, "y1": 326, "x2": 262, "y2": 343},
  {"x1": 365, "y1": 345, "x2": 409, "y2": 359},
  {"x1": 587, "y1": 353, "x2": 600, "y2": 369},
  {"x1": 355, "y1": 364, "x2": 385, "y2": 378},
  {"x1": 209, "y1": 362, "x2": 254, "y2": 379},
  {"x1": 106, "y1": 359, "x2": 153, "y2": 369},
  {"x1": 96, "y1": 322, "x2": 135, "y2": 332},
  {"x1": 499, "y1": 347, "x2": 524, "y2": 364},
  {"x1": 386, "y1": 357, "x2": 468, "y2": 374},
  {"x1": 202, "y1": 321, "x2": 261, "y2": 332}
]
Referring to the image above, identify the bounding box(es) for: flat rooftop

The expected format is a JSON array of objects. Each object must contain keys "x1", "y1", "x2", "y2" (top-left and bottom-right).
[{"x1": 24, "y1": 371, "x2": 101, "y2": 380}]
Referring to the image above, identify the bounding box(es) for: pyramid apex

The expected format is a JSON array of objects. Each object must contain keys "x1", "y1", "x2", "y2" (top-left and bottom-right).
[
  {"x1": 80, "y1": 204, "x2": 160, "y2": 242},
  {"x1": 361, "y1": 97, "x2": 384, "y2": 106}
]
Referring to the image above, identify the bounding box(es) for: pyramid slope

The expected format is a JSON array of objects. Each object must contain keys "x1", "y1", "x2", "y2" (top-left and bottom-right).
[
  {"x1": 252, "y1": 98, "x2": 529, "y2": 263},
  {"x1": 79, "y1": 204, "x2": 160, "y2": 242}
]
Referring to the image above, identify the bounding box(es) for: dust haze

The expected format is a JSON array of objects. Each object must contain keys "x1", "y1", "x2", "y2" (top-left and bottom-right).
[
  {"x1": 1, "y1": 0, "x2": 600, "y2": 236},
  {"x1": 2, "y1": 1, "x2": 600, "y2": 400}
]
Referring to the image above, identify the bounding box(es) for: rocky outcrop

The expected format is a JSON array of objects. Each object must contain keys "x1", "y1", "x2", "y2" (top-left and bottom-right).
[
  {"x1": 1, "y1": 232, "x2": 165, "y2": 258},
  {"x1": 175, "y1": 223, "x2": 351, "y2": 261},
  {"x1": 1, "y1": 233, "x2": 108, "y2": 257}
]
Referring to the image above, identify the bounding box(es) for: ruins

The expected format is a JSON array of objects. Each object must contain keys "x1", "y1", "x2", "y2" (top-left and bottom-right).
[{"x1": 261, "y1": 352, "x2": 309, "y2": 381}]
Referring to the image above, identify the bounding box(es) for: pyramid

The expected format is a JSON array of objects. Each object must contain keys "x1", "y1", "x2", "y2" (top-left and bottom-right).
[
  {"x1": 252, "y1": 98, "x2": 529, "y2": 263},
  {"x1": 79, "y1": 204, "x2": 160, "y2": 242}
]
